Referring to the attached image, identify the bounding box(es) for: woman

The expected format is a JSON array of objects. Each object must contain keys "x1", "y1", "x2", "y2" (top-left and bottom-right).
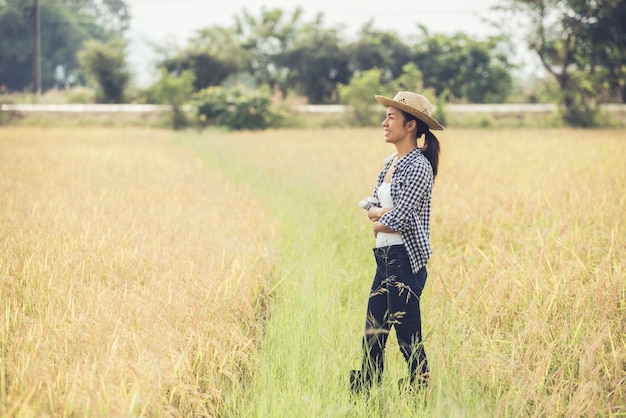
[{"x1": 351, "y1": 91, "x2": 443, "y2": 393}]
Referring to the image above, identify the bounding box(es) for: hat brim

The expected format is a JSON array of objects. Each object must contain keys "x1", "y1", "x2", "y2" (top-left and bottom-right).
[{"x1": 375, "y1": 95, "x2": 444, "y2": 130}]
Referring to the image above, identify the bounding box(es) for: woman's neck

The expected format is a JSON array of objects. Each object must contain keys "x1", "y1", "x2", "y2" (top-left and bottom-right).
[{"x1": 395, "y1": 139, "x2": 418, "y2": 160}]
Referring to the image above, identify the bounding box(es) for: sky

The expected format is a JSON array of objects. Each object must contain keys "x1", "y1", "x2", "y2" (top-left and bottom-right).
[{"x1": 124, "y1": 0, "x2": 531, "y2": 86}]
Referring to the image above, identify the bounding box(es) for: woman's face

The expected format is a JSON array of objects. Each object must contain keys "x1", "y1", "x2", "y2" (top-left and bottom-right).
[{"x1": 381, "y1": 106, "x2": 410, "y2": 144}]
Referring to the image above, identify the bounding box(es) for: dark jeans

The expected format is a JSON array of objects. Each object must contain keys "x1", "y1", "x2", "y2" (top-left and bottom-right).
[{"x1": 360, "y1": 245, "x2": 428, "y2": 385}]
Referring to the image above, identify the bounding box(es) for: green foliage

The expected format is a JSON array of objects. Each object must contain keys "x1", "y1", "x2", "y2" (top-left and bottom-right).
[
  {"x1": 153, "y1": 69, "x2": 195, "y2": 130},
  {"x1": 161, "y1": 52, "x2": 239, "y2": 92},
  {"x1": 193, "y1": 85, "x2": 278, "y2": 130},
  {"x1": 278, "y1": 24, "x2": 351, "y2": 104},
  {"x1": 389, "y1": 62, "x2": 424, "y2": 93},
  {"x1": 0, "y1": 103, "x2": 15, "y2": 126},
  {"x1": 65, "y1": 86, "x2": 96, "y2": 104},
  {"x1": 586, "y1": 0, "x2": 626, "y2": 103},
  {"x1": 234, "y1": 8, "x2": 305, "y2": 93},
  {"x1": 0, "y1": 0, "x2": 128, "y2": 92},
  {"x1": 78, "y1": 36, "x2": 130, "y2": 103},
  {"x1": 337, "y1": 68, "x2": 385, "y2": 126},
  {"x1": 559, "y1": 71, "x2": 600, "y2": 127},
  {"x1": 414, "y1": 32, "x2": 514, "y2": 103},
  {"x1": 0, "y1": 2, "x2": 35, "y2": 91},
  {"x1": 513, "y1": 75, "x2": 560, "y2": 104},
  {"x1": 389, "y1": 61, "x2": 445, "y2": 123},
  {"x1": 500, "y1": 0, "x2": 626, "y2": 127},
  {"x1": 160, "y1": 27, "x2": 247, "y2": 91},
  {"x1": 78, "y1": 0, "x2": 130, "y2": 32},
  {"x1": 346, "y1": 23, "x2": 413, "y2": 82},
  {"x1": 169, "y1": 8, "x2": 515, "y2": 106}
]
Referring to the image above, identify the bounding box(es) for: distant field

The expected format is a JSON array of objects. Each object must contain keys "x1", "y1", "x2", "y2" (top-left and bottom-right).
[
  {"x1": 1, "y1": 127, "x2": 624, "y2": 417},
  {"x1": 0, "y1": 128, "x2": 274, "y2": 416}
]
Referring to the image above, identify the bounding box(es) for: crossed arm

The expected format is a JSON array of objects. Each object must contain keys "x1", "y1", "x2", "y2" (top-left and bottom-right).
[{"x1": 367, "y1": 207, "x2": 394, "y2": 235}]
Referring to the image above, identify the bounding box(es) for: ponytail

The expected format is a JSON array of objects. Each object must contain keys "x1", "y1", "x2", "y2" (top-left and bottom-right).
[
  {"x1": 419, "y1": 123, "x2": 440, "y2": 178},
  {"x1": 401, "y1": 111, "x2": 441, "y2": 178}
]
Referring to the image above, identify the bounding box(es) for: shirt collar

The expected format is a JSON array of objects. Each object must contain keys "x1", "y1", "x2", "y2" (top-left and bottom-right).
[{"x1": 395, "y1": 148, "x2": 422, "y2": 170}]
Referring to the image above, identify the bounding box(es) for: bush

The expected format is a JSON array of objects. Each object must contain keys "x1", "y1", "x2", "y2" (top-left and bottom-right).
[
  {"x1": 337, "y1": 69, "x2": 384, "y2": 126},
  {"x1": 77, "y1": 37, "x2": 130, "y2": 104},
  {"x1": 65, "y1": 86, "x2": 96, "y2": 104},
  {"x1": 153, "y1": 69, "x2": 195, "y2": 130},
  {"x1": 194, "y1": 85, "x2": 278, "y2": 130}
]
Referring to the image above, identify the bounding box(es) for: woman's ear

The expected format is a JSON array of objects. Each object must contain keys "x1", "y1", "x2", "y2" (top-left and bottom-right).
[{"x1": 408, "y1": 119, "x2": 418, "y2": 133}]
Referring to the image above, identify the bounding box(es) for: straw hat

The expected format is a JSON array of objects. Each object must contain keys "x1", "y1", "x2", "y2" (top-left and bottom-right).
[{"x1": 375, "y1": 91, "x2": 444, "y2": 130}]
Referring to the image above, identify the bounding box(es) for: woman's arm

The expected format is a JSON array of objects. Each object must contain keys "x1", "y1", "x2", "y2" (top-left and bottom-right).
[
  {"x1": 372, "y1": 220, "x2": 395, "y2": 235},
  {"x1": 367, "y1": 206, "x2": 391, "y2": 222}
]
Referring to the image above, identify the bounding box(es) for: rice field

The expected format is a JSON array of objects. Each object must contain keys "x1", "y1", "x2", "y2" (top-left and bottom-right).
[
  {"x1": 0, "y1": 128, "x2": 274, "y2": 416},
  {"x1": 1, "y1": 126, "x2": 625, "y2": 417}
]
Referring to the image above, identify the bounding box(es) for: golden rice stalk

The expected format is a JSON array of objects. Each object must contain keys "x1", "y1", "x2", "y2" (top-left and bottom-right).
[{"x1": 0, "y1": 128, "x2": 274, "y2": 416}]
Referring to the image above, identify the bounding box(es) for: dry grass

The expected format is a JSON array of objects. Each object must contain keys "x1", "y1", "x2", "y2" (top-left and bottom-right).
[
  {"x1": 1, "y1": 126, "x2": 624, "y2": 416},
  {"x1": 430, "y1": 129, "x2": 626, "y2": 416},
  {"x1": 0, "y1": 128, "x2": 274, "y2": 416}
]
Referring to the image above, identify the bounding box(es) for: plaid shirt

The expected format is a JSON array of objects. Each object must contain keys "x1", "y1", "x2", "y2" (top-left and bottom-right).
[{"x1": 373, "y1": 148, "x2": 433, "y2": 273}]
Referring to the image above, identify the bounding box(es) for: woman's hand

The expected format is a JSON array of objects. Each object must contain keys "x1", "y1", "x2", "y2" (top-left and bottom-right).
[{"x1": 367, "y1": 206, "x2": 390, "y2": 222}]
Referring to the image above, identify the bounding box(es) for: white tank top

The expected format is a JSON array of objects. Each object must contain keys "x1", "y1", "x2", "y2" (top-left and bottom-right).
[{"x1": 375, "y1": 182, "x2": 403, "y2": 248}]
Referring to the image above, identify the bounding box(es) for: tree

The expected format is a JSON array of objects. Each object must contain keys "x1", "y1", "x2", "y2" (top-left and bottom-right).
[
  {"x1": 390, "y1": 62, "x2": 425, "y2": 94},
  {"x1": 338, "y1": 68, "x2": 385, "y2": 125},
  {"x1": 497, "y1": 0, "x2": 626, "y2": 126},
  {"x1": 583, "y1": 0, "x2": 626, "y2": 103},
  {"x1": 159, "y1": 26, "x2": 248, "y2": 90},
  {"x1": 161, "y1": 6, "x2": 517, "y2": 106},
  {"x1": 153, "y1": 69, "x2": 195, "y2": 129},
  {"x1": 278, "y1": 21, "x2": 351, "y2": 103},
  {"x1": 67, "y1": 0, "x2": 130, "y2": 32},
  {"x1": 0, "y1": 1, "x2": 38, "y2": 91},
  {"x1": 0, "y1": 0, "x2": 129, "y2": 92},
  {"x1": 413, "y1": 31, "x2": 514, "y2": 103},
  {"x1": 346, "y1": 23, "x2": 413, "y2": 82},
  {"x1": 233, "y1": 7, "x2": 304, "y2": 92},
  {"x1": 78, "y1": 36, "x2": 130, "y2": 103}
]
